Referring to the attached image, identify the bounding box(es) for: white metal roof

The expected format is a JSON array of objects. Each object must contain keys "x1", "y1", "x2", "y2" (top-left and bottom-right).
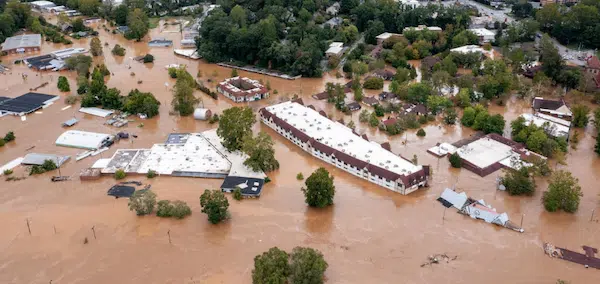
[
  {"x1": 326, "y1": 46, "x2": 343, "y2": 55},
  {"x1": 520, "y1": 113, "x2": 570, "y2": 138},
  {"x1": 457, "y1": 137, "x2": 514, "y2": 169},
  {"x1": 265, "y1": 101, "x2": 421, "y2": 176},
  {"x1": 1, "y1": 34, "x2": 42, "y2": 52},
  {"x1": 469, "y1": 28, "x2": 495, "y2": 37},
  {"x1": 55, "y1": 130, "x2": 112, "y2": 150},
  {"x1": 79, "y1": 107, "x2": 114, "y2": 117}
]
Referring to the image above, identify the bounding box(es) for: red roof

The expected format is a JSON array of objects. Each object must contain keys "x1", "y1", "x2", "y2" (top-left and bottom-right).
[
  {"x1": 587, "y1": 56, "x2": 600, "y2": 69},
  {"x1": 218, "y1": 77, "x2": 268, "y2": 98}
]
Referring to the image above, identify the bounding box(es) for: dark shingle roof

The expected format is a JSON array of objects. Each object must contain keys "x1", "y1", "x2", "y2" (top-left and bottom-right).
[
  {"x1": 532, "y1": 97, "x2": 566, "y2": 111},
  {"x1": 221, "y1": 176, "x2": 264, "y2": 197}
]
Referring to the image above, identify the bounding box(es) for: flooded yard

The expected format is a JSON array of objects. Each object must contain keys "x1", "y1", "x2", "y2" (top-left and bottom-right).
[{"x1": 0, "y1": 18, "x2": 599, "y2": 284}]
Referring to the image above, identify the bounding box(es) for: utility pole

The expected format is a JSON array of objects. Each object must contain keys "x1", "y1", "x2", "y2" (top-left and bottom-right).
[
  {"x1": 591, "y1": 209, "x2": 595, "y2": 222},
  {"x1": 520, "y1": 214, "x2": 525, "y2": 229},
  {"x1": 167, "y1": 230, "x2": 171, "y2": 244},
  {"x1": 26, "y1": 218, "x2": 31, "y2": 235},
  {"x1": 91, "y1": 226, "x2": 96, "y2": 239}
]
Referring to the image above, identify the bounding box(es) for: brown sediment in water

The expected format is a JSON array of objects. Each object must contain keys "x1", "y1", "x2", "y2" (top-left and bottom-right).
[{"x1": 0, "y1": 18, "x2": 599, "y2": 284}]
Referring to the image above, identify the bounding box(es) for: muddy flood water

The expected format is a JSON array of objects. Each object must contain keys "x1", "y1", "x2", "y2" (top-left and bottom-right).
[{"x1": 0, "y1": 18, "x2": 599, "y2": 284}]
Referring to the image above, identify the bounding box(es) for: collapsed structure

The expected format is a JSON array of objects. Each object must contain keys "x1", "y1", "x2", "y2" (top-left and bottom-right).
[
  {"x1": 217, "y1": 77, "x2": 269, "y2": 102},
  {"x1": 438, "y1": 188, "x2": 524, "y2": 233},
  {"x1": 259, "y1": 101, "x2": 430, "y2": 195}
]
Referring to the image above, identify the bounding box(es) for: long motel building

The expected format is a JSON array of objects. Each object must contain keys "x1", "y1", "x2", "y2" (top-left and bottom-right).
[{"x1": 260, "y1": 101, "x2": 430, "y2": 195}]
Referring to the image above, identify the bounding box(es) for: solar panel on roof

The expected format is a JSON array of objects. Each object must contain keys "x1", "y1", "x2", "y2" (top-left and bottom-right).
[{"x1": 0, "y1": 92, "x2": 57, "y2": 114}]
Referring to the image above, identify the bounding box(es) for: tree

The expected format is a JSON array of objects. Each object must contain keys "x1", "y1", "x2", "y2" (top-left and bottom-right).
[
  {"x1": 543, "y1": 170, "x2": 583, "y2": 213},
  {"x1": 146, "y1": 170, "x2": 157, "y2": 178},
  {"x1": 444, "y1": 108, "x2": 457, "y2": 124},
  {"x1": 90, "y1": 37, "x2": 102, "y2": 56},
  {"x1": 143, "y1": 54, "x2": 154, "y2": 63},
  {"x1": 242, "y1": 132, "x2": 280, "y2": 172},
  {"x1": 171, "y1": 69, "x2": 199, "y2": 116},
  {"x1": 217, "y1": 106, "x2": 256, "y2": 151},
  {"x1": 4, "y1": 131, "x2": 15, "y2": 142},
  {"x1": 252, "y1": 247, "x2": 290, "y2": 284},
  {"x1": 407, "y1": 83, "x2": 432, "y2": 104},
  {"x1": 113, "y1": 4, "x2": 128, "y2": 26},
  {"x1": 72, "y1": 18, "x2": 85, "y2": 33},
  {"x1": 353, "y1": 88, "x2": 363, "y2": 102},
  {"x1": 114, "y1": 169, "x2": 126, "y2": 179},
  {"x1": 57, "y1": 76, "x2": 70, "y2": 92},
  {"x1": 461, "y1": 107, "x2": 477, "y2": 126},
  {"x1": 230, "y1": 5, "x2": 246, "y2": 28},
  {"x1": 78, "y1": 0, "x2": 100, "y2": 16},
  {"x1": 233, "y1": 188, "x2": 242, "y2": 200},
  {"x1": 111, "y1": 44, "x2": 126, "y2": 56},
  {"x1": 128, "y1": 189, "x2": 157, "y2": 215},
  {"x1": 539, "y1": 35, "x2": 563, "y2": 80},
  {"x1": 501, "y1": 167, "x2": 535, "y2": 196},
  {"x1": 302, "y1": 167, "x2": 335, "y2": 208},
  {"x1": 289, "y1": 247, "x2": 328, "y2": 284},
  {"x1": 416, "y1": 128, "x2": 426, "y2": 137},
  {"x1": 157, "y1": 200, "x2": 191, "y2": 219},
  {"x1": 126, "y1": 8, "x2": 148, "y2": 41},
  {"x1": 571, "y1": 104, "x2": 590, "y2": 128},
  {"x1": 365, "y1": 20, "x2": 385, "y2": 45},
  {"x1": 363, "y1": 77, "x2": 383, "y2": 89},
  {"x1": 449, "y1": 152, "x2": 462, "y2": 168},
  {"x1": 199, "y1": 190, "x2": 230, "y2": 224},
  {"x1": 347, "y1": 120, "x2": 355, "y2": 130},
  {"x1": 512, "y1": 1, "x2": 533, "y2": 19},
  {"x1": 123, "y1": 89, "x2": 160, "y2": 118},
  {"x1": 231, "y1": 68, "x2": 238, "y2": 77},
  {"x1": 426, "y1": 96, "x2": 451, "y2": 115}
]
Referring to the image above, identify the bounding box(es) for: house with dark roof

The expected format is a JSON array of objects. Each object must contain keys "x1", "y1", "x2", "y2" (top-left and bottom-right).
[
  {"x1": 532, "y1": 97, "x2": 572, "y2": 120},
  {"x1": 402, "y1": 103, "x2": 428, "y2": 116},
  {"x1": 346, "y1": 102, "x2": 361, "y2": 112},
  {"x1": 372, "y1": 69, "x2": 395, "y2": 80},
  {"x1": 378, "y1": 92, "x2": 397, "y2": 101},
  {"x1": 362, "y1": 96, "x2": 379, "y2": 106},
  {"x1": 312, "y1": 91, "x2": 329, "y2": 100},
  {"x1": 221, "y1": 176, "x2": 264, "y2": 198}
]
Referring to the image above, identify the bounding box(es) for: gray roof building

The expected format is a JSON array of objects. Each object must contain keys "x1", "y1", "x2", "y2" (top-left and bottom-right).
[{"x1": 2, "y1": 34, "x2": 42, "y2": 53}]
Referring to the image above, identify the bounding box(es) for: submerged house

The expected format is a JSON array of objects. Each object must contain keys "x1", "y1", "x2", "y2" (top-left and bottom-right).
[
  {"x1": 438, "y1": 188, "x2": 524, "y2": 233},
  {"x1": 532, "y1": 97, "x2": 572, "y2": 121},
  {"x1": 259, "y1": 101, "x2": 430, "y2": 195}
]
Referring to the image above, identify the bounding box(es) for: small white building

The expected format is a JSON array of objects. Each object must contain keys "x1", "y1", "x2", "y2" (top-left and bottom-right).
[
  {"x1": 520, "y1": 113, "x2": 571, "y2": 140},
  {"x1": 469, "y1": 28, "x2": 496, "y2": 44},
  {"x1": 30, "y1": 1, "x2": 56, "y2": 11},
  {"x1": 403, "y1": 25, "x2": 442, "y2": 33},
  {"x1": 55, "y1": 130, "x2": 114, "y2": 150},
  {"x1": 397, "y1": 0, "x2": 420, "y2": 8},
  {"x1": 325, "y1": 42, "x2": 344, "y2": 57},
  {"x1": 376, "y1": 32, "x2": 401, "y2": 44}
]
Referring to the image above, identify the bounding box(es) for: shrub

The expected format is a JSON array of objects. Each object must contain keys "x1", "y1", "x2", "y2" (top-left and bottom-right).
[
  {"x1": 128, "y1": 189, "x2": 157, "y2": 215},
  {"x1": 208, "y1": 113, "x2": 220, "y2": 124},
  {"x1": 111, "y1": 44, "x2": 126, "y2": 56},
  {"x1": 157, "y1": 200, "x2": 192, "y2": 219},
  {"x1": 29, "y1": 159, "x2": 58, "y2": 175},
  {"x1": 114, "y1": 169, "x2": 126, "y2": 180},
  {"x1": 363, "y1": 77, "x2": 384, "y2": 89},
  {"x1": 449, "y1": 152, "x2": 462, "y2": 168},
  {"x1": 3, "y1": 169, "x2": 13, "y2": 175},
  {"x1": 146, "y1": 170, "x2": 157, "y2": 178},
  {"x1": 168, "y1": 67, "x2": 178, "y2": 78},
  {"x1": 156, "y1": 200, "x2": 173, "y2": 217},
  {"x1": 501, "y1": 167, "x2": 535, "y2": 196},
  {"x1": 264, "y1": 177, "x2": 271, "y2": 183},
  {"x1": 296, "y1": 172, "x2": 304, "y2": 180},
  {"x1": 4, "y1": 131, "x2": 15, "y2": 142},
  {"x1": 233, "y1": 188, "x2": 242, "y2": 200},
  {"x1": 64, "y1": 95, "x2": 79, "y2": 105},
  {"x1": 543, "y1": 170, "x2": 582, "y2": 213},
  {"x1": 200, "y1": 190, "x2": 230, "y2": 224},
  {"x1": 0, "y1": 139, "x2": 4, "y2": 147},
  {"x1": 143, "y1": 54, "x2": 154, "y2": 63},
  {"x1": 416, "y1": 128, "x2": 426, "y2": 137},
  {"x1": 57, "y1": 76, "x2": 70, "y2": 92}
]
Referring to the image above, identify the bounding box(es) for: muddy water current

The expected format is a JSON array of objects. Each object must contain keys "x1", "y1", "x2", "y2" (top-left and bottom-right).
[{"x1": 0, "y1": 18, "x2": 599, "y2": 283}]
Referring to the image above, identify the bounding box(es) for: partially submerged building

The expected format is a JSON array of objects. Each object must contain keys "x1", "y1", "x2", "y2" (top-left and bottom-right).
[
  {"x1": 531, "y1": 97, "x2": 572, "y2": 120},
  {"x1": 0, "y1": 92, "x2": 58, "y2": 116},
  {"x1": 431, "y1": 133, "x2": 545, "y2": 177},
  {"x1": 217, "y1": 77, "x2": 269, "y2": 102},
  {"x1": 259, "y1": 101, "x2": 430, "y2": 195},
  {"x1": 1, "y1": 34, "x2": 42, "y2": 54},
  {"x1": 520, "y1": 113, "x2": 571, "y2": 140},
  {"x1": 148, "y1": 38, "x2": 173, "y2": 47},
  {"x1": 55, "y1": 130, "x2": 114, "y2": 150},
  {"x1": 438, "y1": 188, "x2": 524, "y2": 233},
  {"x1": 468, "y1": 28, "x2": 495, "y2": 44},
  {"x1": 22, "y1": 153, "x2": 70, "y2": 167}
]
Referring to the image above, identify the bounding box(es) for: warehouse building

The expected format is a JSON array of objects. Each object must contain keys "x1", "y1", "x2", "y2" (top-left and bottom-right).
[{"x1": 1, "y1": 34, "x2": 42, "y2": 54}]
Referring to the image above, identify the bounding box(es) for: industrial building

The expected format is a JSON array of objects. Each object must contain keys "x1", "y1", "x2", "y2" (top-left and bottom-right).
[
  {"x1": 55, "y1": 130, "x2": 114, "y2": 150},
  {"x1": 217, "y1": 77, "x2": 269, "y2": 102},
  {"x1": 0, "y1": 92, "x2": 58, "y2": 116},
  {"x1": 259, "y1": 101, "x2": 430, "y2": 195},
  {"x1": 1, "y1": 34, "x2": 42, "y2": 54}
]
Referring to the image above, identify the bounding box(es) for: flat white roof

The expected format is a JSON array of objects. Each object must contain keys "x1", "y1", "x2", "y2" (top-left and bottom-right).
[
  {"x1": 450, "y1": 45, "x2": 484, "y2": 54},
  {"x1": 31, "y1": 1, "x2": 56, "y2": 7},
  {"x1": 1, "y1": 34, "x2": 41, "y2": 52},
  {"x1": 79, "y1": 107, "x2": 114, "y2": 117},
  {"x1": 203, "y1": 130, "x2": 266, "y2": 179},
  {"x1": 265, "y1": 101, "x2": 421, "y2": 176},
  {"x1": 457, "y1": 137, "x2": 513, "y2": 169},
  {"x1": 376, "y1": 32, "x2": 401, "y2": 40},
  {"x1": 520, "y1": 113, "x2": 570, "y2": 138},
  {"x1": 404, "y1": 26, "x2": 442, "y2": 32},
  {"x1": 55, "y1": 130, "x2": 112, "y2": 150},
  {"x1": 469, "y1": 28, "x2": 495, "y2": 36},
  {"x1": 329, "y1": 42, "x2": 343, "y2": 48},
  {"x1": 326, "y1": 46, "x2": 343, "y2": 55}
]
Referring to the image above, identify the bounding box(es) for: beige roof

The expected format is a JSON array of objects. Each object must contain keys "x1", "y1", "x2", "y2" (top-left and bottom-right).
[{"x1": 2, "y1": 34, "x2": 42, "y2": 52}]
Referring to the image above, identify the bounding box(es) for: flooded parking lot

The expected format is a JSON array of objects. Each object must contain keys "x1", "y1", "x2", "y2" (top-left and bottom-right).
[{"x1": 0, "y1": 18, "x2": 599, "y2": 284}]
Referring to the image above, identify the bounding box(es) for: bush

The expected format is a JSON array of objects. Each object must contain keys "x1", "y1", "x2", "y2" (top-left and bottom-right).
[
  {"x1": 146, "y1": 170, "x2": 157, "y2": 178},
  {"x1": 168, "y1": 67, "x2": 178, "y2": 78},
  {"x1": 64, "y1": 95, "x2": 79, "y2": 105},
  {"x1": 296, "y1": 172, "x2": 304, "y2": 180},
  {"x1": 363, "y1": 77, "x2": 384, "y2": 89},
  {"x1": 143, "y1": 54, "x2": 154, "y2": 63},
  {"x1": 157, "y1": 200, "x2": 192, "y2": 219},
  {"x1": 114, "y1": 169, "x2": 126, "y2": 180},
  {"x1": 0, "y1": 139, "x2": 4, "y2": 147},
  {"x1": 111, "y1": 44, "x2": 126, "y2": 56},
  {"x1": 252, "y1": 246, "x2": 328, "y2": 284},
  {"x1": 264, "y1": 177, "x2": 271, "y2": 183},
  {"x1": 449, "y1": 152, "x2": 462, "y2": 168},
  {"x1": 3, "y1": 169, "x2": 13, "y2": 175},
  {"x1": 501, "y1": 167, "x2": 535, "y2": 196},
  {"x1": 29, "y1": 159, "x2": 58, "y2": 175},
  {"x1": 57, "y1": 76, "x2": 70, "y2": 92},
  {"x1": 4, "y1": 131, "x2": 15, "y2": 142},
  {"x1": 233, "y1": 188, "x2": 242, "y2": 200},
  {"x1": 416, "y1": 128, "x2": 426, "y2": 137},
  {"x1": 208, "y1": 113, "x2": 220, "y2": 124},
  {"x1": 128, "y1": 189, "x2": 157, "y2": 215},
  {"x1": 302, "y1": 167, "x2": 335, "y2": 208}
]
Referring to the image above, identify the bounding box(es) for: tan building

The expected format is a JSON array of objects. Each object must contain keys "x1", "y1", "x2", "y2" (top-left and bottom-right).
[{"x1": 1, "y1": 34, "x2": 42, "y2": 54}]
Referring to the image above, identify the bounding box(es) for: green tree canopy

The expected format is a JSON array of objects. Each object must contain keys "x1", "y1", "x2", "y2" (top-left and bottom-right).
[
  {"x1": 543, "y1": 170, "x2": 583, "y2": 213},
  {"x1": 217, "y1": 106, "x2": 256, "y2": 151},
  {"x1": 199, "y1": 190, "x2": 229, "y2": 224},
  {"x1": 302, "y1": 167, "x2": 335, "y2": 208},
  {"x1": 242, "y1": 132, "x2": 280, "y2": 172},
  {"x1": 128, "y1": 189, "x2": 157, "y2": 215}
]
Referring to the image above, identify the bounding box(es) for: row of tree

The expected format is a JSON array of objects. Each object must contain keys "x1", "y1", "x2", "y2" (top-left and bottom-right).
[{"x1": 536, "y1": 0, "x2": 600, "y2": 48}]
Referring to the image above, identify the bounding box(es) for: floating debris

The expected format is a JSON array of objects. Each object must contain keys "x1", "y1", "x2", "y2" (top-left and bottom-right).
[
  {"x1": 544, "y1": 243, "x2": 600, "y2": 269},
  {"x1": 420, "y1": 254, "x2": 458, "y2": 267}
]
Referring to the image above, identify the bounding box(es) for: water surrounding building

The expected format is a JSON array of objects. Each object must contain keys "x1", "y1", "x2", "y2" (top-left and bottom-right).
[
  {"x1": 217, "y1": 77, "x2": 269, "y2": 102},
  {"x1": 259, "y1": 100, "x2": 430, "y2": 195}
]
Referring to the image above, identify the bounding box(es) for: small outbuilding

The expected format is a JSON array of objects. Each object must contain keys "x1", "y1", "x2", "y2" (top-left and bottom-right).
[
  {"x1": 221, "y1": 176, "x2": 265, "y2": 198},
  {"x1": 193, "y1": 108, "x2": 212, "y2": 120},
  {"x1": 55, "y1": 130, "x2": 114, "y2": 150}
]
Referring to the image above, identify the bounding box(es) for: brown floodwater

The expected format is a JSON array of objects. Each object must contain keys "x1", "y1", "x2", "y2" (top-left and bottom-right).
[{"x1": 0, "y1": 17, "x2": 599, "y2": 284}]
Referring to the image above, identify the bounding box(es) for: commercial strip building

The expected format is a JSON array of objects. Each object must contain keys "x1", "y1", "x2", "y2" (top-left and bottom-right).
[
  {"x1": 1, "y1": 34, "x2": 42, "y2": 54},
  {"x1": 259, "y1": 101, "x2": 430, "y2": 195},
  {"x1": 428, "y1": 133, "x2": 545, "y2": 177},
  {"x1": 217, "y1": 77, "x2": 269, "y2": 102},
  {"x1": 96, "y1": 130, "x2": 265, "y2": 196}
]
